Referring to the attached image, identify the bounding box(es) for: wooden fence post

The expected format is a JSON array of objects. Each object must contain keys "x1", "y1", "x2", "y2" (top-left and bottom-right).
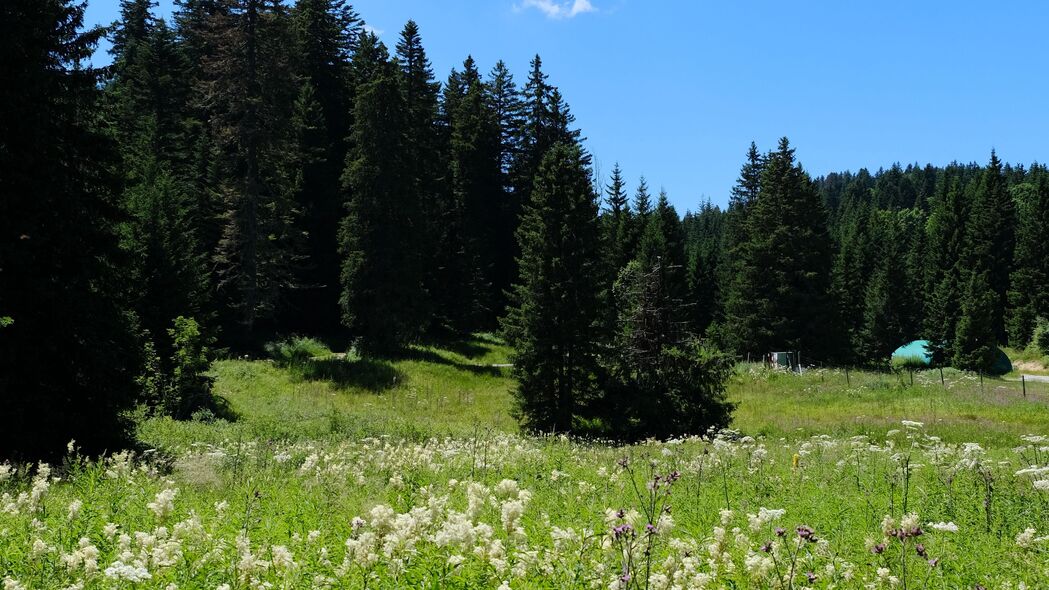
[
  {"x1": 1022, "y1": 374, "x2": 1026, "y2": 398},
  {"x1": 845, "y1": 366, "x2": 850, "y2": 387}
]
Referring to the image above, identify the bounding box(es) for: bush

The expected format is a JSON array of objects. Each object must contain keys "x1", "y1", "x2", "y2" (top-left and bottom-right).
[
  {"x1": 161, "y1": 317, "x2": 215, "y2": 420},
  {"x1": 1032, "y1": 317, "x2": 1049, "y2": 357},
  {"x1": 265, "y1": 336, "x2": 332, "y2": 368},
  {"x1": 890, "y1": 355, "x2": 928, "y2": 372}
]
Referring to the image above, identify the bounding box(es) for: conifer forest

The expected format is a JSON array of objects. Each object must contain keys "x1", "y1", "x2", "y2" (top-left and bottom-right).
[{"x1": 1, "y1": 2, "x2": 1048, "y2": 588}]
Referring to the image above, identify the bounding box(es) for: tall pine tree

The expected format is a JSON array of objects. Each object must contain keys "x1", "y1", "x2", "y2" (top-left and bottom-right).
[
  {"x1": 0, "y1": 0, "x2": 142, "y2": 458},
  {"x1": 339, "y1": 34, "x2": 422, "y2": 352},
  {"x1": 1007, "y1": 174, "x2": 1049, "y2": 346},
  {"x1": 503, "y1": 143, "x2": 603, "y2": 432},
  {"x1": 723, "y1": 139, "x2": 838, "y2": 360},
  {"x1": 286, "y1": 0, "x2": 361, "y2": 333}
]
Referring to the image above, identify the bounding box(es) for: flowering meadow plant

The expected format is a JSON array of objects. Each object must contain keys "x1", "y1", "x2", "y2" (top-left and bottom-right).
[{"x1": 0, "y1": 424, "x2": 1047, "y2": 589}]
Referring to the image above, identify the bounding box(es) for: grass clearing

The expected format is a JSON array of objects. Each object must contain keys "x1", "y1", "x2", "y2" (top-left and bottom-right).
[{"x1": 2, "y1": 337, "x2": 1048, "y2": 589}]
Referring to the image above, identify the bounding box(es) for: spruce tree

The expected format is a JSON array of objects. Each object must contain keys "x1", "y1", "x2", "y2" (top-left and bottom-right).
[
  {"x1": 602, "y1": 163, "x2": 635, "y2": 273},
  {"x1": 1007, "y1": 175, "x2": 1049, "y2": 346},
  {"x1": 204, "y1": 0, "x2": 304, "y2": 337},
  {"x1": 959, "y1": 151, "x2": 1015, "y2": 344},
  {"x1": 437, "y1": 56, "x2": 504, "y2": 331},
  {"x1": 636, "y1": 189, "x2": 688, "y2": 303},
  {"x1": 503, "y1": 143, "x2": 603, "y2": 433},
  {"x1": 923, "y1": 170, "x2": 969, "y2": 364},
  {"x1": 831, "y1": 201, "x2": 877, "y2": 358},
  {"x1": 484, "y1": 61, "x2": 524, "y2": 310},
  {"x1": 287, "y1": 0, "x2": 361, "y2": 332},
  {"x1": 684, "y1": 202, "x2": 724, "y2": 334},
  {"x1": 107, "y1": 2, "x2": 209, "y2": 367},
  {"x1": 396, "y1": 20, "x2": 442, "y2": 328},
  {"x1": 723, "y1": 138, "x2": 838, "y2": 360},
  {"x1": 630, "y1": 176, "x2": 652, "y2": 258},
  {"x1": 953, "y1": 271, "x2": 999, "y2": 372},
  {"x1": 716, "y1": 143, "x2": 762, "y2": 338},
  {"x1": 0, "y1": 0, "x2": 142, "y2": 458},
  {"x1": 339, "y1": 34, "x2": 422, "y2": 352},
  {"x1": 857, "y1": 210, "x2": 923, "y2": 361}
]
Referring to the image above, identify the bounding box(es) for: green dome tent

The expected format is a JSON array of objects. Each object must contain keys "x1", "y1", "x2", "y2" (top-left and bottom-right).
[
  {"x1": 990, "y1": 348, "x2": 1013, "y2": 376},
  {"x1": 891, "y1": 340, "x2": 933, "y2": 367},
  {"x1": 890, "y1": 340, "x2": 1012, "y2": 375}
]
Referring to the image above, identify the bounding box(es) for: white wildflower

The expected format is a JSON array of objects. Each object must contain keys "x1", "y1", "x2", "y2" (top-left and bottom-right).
[
  {"x1": 1016, "y1": 528, "x2": 1037, "y2": 548},
  {"x1": 148, "y1": 488, "x2": 178, "y2": 519},
  {"x1": 67, "y1": 499, "x2": 82, "y2": 520},
  {"x1": 928, "y1": 521, "x2": 958, "y2": 533},
  {"x1": 104, "y1": 561, "x2": 152, "y2": 582}
]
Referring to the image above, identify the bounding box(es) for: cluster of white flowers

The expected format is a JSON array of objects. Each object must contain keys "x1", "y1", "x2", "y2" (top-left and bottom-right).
[
  {"x1": 746, "y1": 507, "x2": 786, "y2": 532},
  {"x1": 147, "y1": 488, "x2": 178, "y2": 520}
]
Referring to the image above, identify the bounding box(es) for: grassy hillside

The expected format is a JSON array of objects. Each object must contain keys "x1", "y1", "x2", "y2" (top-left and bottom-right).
[{"x1": 142, "y1": 340, "x2": 1049, "y2": 452}]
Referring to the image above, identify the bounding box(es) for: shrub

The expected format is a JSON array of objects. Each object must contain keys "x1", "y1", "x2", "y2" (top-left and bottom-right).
[
  {"x1": 890, "y1": 355, "x2": 929, "y2": 372},
  {"x1": 1033, "y1": 317, "x2": 1049, "y2": 357},
  {"x1": 161, "y1": 317, "x2": 215, "y2": 420},
  {"x1": 265, "y1": 336, "x2": 332, "y2": 368}
]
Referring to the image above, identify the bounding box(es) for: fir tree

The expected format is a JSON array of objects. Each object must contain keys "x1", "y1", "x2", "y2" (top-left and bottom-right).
[
  {"x1": 953, "y1": 271, "x2": 999, "y2": 372},
  {"x1": 0, "y1": 0, "x2": 142, "y2": 458},
  {"x1": 339, "y1": 34, "x2": 422, "y2": 352},
  {"x1": 923, "y1": 170, "x2": 970, "y2": 364},
  {"x1": 959, "y1": 151, "x2": 1015, "y2": 344},
  {"x1": 287, "y1": 0, "x2": 361, "y2": 332},
  {"x1": 602, "y1": 163, "x2": 634, "y2": 273},
  {"x1": 722, "y1": 138, "x2": 838, "y2": 360},
  {"x1": 204, "y1": 0, "x2": 304, "y2": 337},
  {"x1": 503, "y1": 143, "x2": 603, "y2": 433},
  {"x1": 1007, "y1": 175, "x2": 1049, "y2": 346}
]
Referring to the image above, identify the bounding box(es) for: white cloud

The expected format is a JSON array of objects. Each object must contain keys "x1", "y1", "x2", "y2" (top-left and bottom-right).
[
  {"x1": 519, "y1": 0, "x2": 596, "y2": 19},
  {"x1": 363, "y1": 24, "x2": 384, "y2": 37}
]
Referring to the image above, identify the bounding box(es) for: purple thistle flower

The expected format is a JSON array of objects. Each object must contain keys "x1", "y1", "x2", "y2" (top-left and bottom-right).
[
  {"x1": 915, "y1": 543, "x2": 927, "y2": 557},
  {"x1": 806, "y1": 571, "x2": 817, "y2": 584},
  {"x1": 616, "y1": 509, "x2": 626, "y2": 519},
  {"x1": 871, "y1": 543, "x2": 887, "y2": 555},
  {"x1": 645, "y1": 523, "x2": 657, "y2": 535},
  {"x1": 775, "y1": 527, "x2": 786, "y2": 537},
  {"x1": 761, "y1": 542, "x2": 773, "y2": 553},
  {"x1": 928, "y1": 557, "x2": 940, "y2": 567}
]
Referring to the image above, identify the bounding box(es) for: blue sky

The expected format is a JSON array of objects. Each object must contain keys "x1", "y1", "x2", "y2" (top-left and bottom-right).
[{"x1": 85, "y1": 0, "x2": 1049, "y2": 212}]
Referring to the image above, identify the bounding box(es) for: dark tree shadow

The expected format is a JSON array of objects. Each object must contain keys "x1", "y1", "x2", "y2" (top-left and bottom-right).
[
  {"x1": 442, "y1": 338, "x2": 489, "y2": 359},
  {"x1": 298, "y1": 357, "x2": 405, "y2": 391},
  {"x1": 387, "y1": 346, "x2": 506, "y2": 377}
]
